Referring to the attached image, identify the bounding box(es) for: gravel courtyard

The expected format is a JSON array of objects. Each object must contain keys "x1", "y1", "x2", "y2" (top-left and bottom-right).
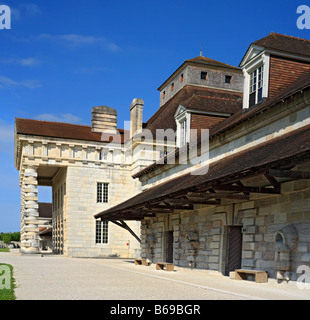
[{"x1": 1, "y1": 252, "x2": 309, "y2": 300}]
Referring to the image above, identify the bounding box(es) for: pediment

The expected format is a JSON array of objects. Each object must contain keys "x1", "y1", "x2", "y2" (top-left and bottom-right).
[
  {"x1": 240, "y1": 44, "x2": 264, "y2": 68},
  {"x1": 174, "y1": 104, "x2": 187, "y2": 119}
]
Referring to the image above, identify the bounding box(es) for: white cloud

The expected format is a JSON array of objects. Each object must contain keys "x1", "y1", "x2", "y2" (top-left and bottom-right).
[
  {"x1": 15, "y1": 33, "x2": 120, "y2": 52},
  {"x1": 11, "y1": 3, "x2": 41, "y2": 20},
  {"x1": 0, "y1": 76, "x2": 42, "y2": 89},
  {"x1": 0, "y1": 57, "x2": 41, "y2": 67},
  {"x1": 19, "y1": 58, "x2": 40, "y2": 66},
  {"x1": 34, "y1": 113, "x2": 81, "y2": 124}
]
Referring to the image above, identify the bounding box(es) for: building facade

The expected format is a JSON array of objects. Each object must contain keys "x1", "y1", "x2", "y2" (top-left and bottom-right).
[{"x1": 96, "y1": 33, "x2": 310, "y2": 282}]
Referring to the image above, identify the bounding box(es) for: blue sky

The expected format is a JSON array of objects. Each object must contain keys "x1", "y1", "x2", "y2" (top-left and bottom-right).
[{"x1": 0, "y1": 0, "x2": 309, "y2": 232}]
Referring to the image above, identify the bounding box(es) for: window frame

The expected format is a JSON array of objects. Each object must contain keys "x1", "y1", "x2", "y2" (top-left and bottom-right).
[
  {"x1": 175, "y1": 110, "x2": 191, "y2": 148},
  {"x1": 96, "y1": 220, "x2": 109, "y2": 244},
  {"x1": 249, "y1": 65, "x2": 264, "y2": 107},
  {"x1": 97, "y1": 182, "x2": 109, "y2": 203}
]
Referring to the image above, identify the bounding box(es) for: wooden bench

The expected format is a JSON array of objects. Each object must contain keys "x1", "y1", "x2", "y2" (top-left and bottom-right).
[
  {"x1": 156, "y1": 262, "x2": 174, "y2": 272},
  {"x1": 235, "y1": 269, "x2": 268, "y2": 283},
  {"x1": 134, "y1": 259, "x2": 151, "y2": 266}
]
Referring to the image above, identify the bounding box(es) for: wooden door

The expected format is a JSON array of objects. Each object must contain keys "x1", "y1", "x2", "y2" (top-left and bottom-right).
[{"x1": 225, "y1": 226, "x2": 243, "y2": 276}]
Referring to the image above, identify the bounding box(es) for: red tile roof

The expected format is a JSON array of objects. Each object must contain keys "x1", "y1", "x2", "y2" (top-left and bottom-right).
[
  {"x1": 15, "y1": 118, "x2": 128, "y2": 143},
  {"x1": 144, "y1": 85, "x2": 242, "y2": 138},
  {"x1": 158, "y1": 56, "x2": 241, "y2": 91}
]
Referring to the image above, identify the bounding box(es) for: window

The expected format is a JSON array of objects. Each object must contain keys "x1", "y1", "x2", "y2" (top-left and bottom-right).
[
  {"x1": 171, "y1": 83, "x2": 174, "y2": 91},
  {"x1": 163, "y1": 91, "x2": 166, "y2": 99},
  {"x1": 180, "y1": 118, "x2": 188, "y2": 147},
  {"x1": 225, "y1": 75, "x2": 232, "y2": 84},
  {"x1": 97, "y1": 182, "x2": 109, "y2": 203},
  {"x1": 99, "y1": 149, "x2": 108, "y2": 161},
  {"x1": 201, "y1": 71, "x2": 208, "y2": 80},
  {"x1": 180, "y1": 74, "x2": 184, "y2": 83},
  {"x1": 96, "y1": 220, "x2": 108, "y2": 244},
  {"x1": 249, "y1": 65, "x2": 264, "y2": 107}
]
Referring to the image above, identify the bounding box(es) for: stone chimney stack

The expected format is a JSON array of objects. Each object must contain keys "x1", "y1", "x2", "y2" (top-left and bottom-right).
[
  {"x1": 91, "y1": 106, "x2": 118, "y2": 133},
  {"x1": 130, "y1": 98, "x2": 144, "y2": 138}
]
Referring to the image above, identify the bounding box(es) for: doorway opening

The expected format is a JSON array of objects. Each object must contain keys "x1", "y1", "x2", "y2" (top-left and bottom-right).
[{"x1": 225, "y1": 226, "x2": 243, "y2": 276}]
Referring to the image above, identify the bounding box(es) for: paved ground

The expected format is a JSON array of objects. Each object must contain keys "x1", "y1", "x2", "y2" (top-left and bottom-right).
[{"x1": 1, "y1": 251, "x2": 309, "y2": 300}]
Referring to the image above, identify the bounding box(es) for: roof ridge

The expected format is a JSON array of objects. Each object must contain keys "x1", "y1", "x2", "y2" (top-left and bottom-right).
[
  {"x1": 15, "y1": 117, "x2": 91, "y2": 128},
  {"x1": 270, "y1": 32, "x2": 310, "y2": 43},
  {"x1": 15, "y1": 117, "x2": 126, "y2": 132},
  {"x1": 186, "y1": 55, "x2": 240, "y2": 70}
]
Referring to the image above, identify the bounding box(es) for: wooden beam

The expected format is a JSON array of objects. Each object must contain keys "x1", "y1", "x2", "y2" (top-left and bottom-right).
[
  {"x1": 213, "y1": 184, "x2": 280, "y2": 194},
  {"x1": 147, "y1": 203, "x2": 194, "y2": 210},
  {"x1": 165, "y1": 198, "x2": 220, "y2": 206},
  {"x1": 187, "y1": 192, "x2": 250, "y2": 200},
  {"x1": 267, "y1": 169, "x2": 310, "y2": 180},
  {"x1": 110, "y1": 220, "x2": 141, "y2": 243},
  {"x1": 264, "y1": 174, "x2": 281, "y2": 193}
]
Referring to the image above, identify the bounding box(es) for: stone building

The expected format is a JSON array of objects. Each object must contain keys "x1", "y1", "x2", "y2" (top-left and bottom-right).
[
  {"x1": 15, "y1": 52, "x2": 243, "y2": 257},
  {"x1": 15, "y1": 106, "x2": 144, "y2": 257},
  {"x1": 96, "y1": 33, "x2": 310, "y2": 282}
]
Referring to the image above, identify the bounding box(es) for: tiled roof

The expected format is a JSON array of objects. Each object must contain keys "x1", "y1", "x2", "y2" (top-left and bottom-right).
[
  {"x1": 95, "y1": 123, "x2": 310, "y2": 220},
  {"x1": 209, "y1": 71, "x2": 310, "y2": 139},
  {"x1": 158, "y1": 56, "x2": 241, "y2": 91},
  {"x1": 253, "y1": 33, "x2": 310, "y2": 57},
  {"x1": 15, "y1": 118, "x2": 127, "y2": 143},
  {"x1": 132, "y1": 71, "x2": 310, "y2": 179},
  {"x1": 240, "y1": 33, "x2": 310, "y2": 67},
  {"x1": 186, "y1": 56, "x2": 241, "y2": 71},
  {"x1": 144, "y1": 85, "x2": 242, "y2": 137}
]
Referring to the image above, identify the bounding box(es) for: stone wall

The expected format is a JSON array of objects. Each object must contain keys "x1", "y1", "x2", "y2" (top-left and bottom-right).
[
  {"x1": 140, "y1": 177, "x2": 310, "y2": 281},
  {"x1": 65, "y1": 165, "x2": 141, "y2": 258}
]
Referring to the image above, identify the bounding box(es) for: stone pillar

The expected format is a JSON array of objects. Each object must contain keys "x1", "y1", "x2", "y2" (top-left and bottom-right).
[{"x1": 20, "y1": 166, "x2": 40, "y2": 254}]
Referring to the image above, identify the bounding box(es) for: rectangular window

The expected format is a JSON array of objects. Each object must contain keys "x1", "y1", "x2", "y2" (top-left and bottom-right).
[
  {"x1": 171, "y1": 83, "x2": 174, "y2": 91},
  {"x1": 96, "y1": 220, "x2": 108, "y2": 244},
  {"x1": 249, "y1": 65, "x2": 263, "y2": 107},
  {"x1": 163, "y1": 91, "x2": 166, "y2": 99},
  {"x1": 225, "y1": 75, "x2": 232, "y2": 84},
  {"x1": 180, "y1": 74, "x2": 184, "y2": 83},
  {"x1": 97, "y1": 182, "x2": 109, "y2": 203},
  {"x1": 201, "y1": 71, "x2": 208, "y2": 80},
  {"x1": 99, "y1": 149, "x2": 108, "y2": 161},
  {"x1": 180, "y1": 119, "x2": 188, "y2": 147}
]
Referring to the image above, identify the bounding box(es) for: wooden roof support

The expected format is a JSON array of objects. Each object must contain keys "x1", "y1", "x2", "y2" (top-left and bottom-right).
[
  {"x1": 109, "y1": 220, "x2": 141, "y2": 243},
  {"x1": 267, "y1": 169, "x2": 310, "y2": 180},
  {"x1": 164, "y1": 198, "x2": 220, "y2": 206},
  {"x1": 212, "y1": 184, "x2": 280, "y2": 194},
  {"x1": 187, "y1": 192, "x2": 250, "y2": 200},
  {"x1": 264, "y1": 174, "x2": 281, "y2": 193}
]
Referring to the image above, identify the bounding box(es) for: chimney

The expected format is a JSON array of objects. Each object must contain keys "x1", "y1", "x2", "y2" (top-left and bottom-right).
[
  {"x1": 130, "y1": 98, "x2": 144, "y2": 138},
  {"x1": 91, "y1": 106, "x2": 117, "y2": 133}
]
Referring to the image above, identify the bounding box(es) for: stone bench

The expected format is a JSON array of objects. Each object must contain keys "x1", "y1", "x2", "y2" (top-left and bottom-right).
[
  {"x1": 134, "y1": 259, "x2": 151, "y2": 266},
  {"x1": 156, "y1": 262, "x2": 175, "y2": 272},
  {"x1": 235, "y1": 269, "x2": 268, "y2": 283}
]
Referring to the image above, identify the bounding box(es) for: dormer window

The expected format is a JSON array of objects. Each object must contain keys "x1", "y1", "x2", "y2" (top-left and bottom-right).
[
  {"x1": 180, "y1": 118, "x2": 188, "y2": 147},
  {"x1": 175, "y1": 105, "x2": 190, "y2": 148},
  {"x1": 249, "y1": 65, "x2": 264, "y2": 107}
]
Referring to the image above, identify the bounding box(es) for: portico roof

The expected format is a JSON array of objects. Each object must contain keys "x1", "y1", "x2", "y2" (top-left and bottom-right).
[{"x1": 94, "y1": 124, "x2": 310, "y2": 221}]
